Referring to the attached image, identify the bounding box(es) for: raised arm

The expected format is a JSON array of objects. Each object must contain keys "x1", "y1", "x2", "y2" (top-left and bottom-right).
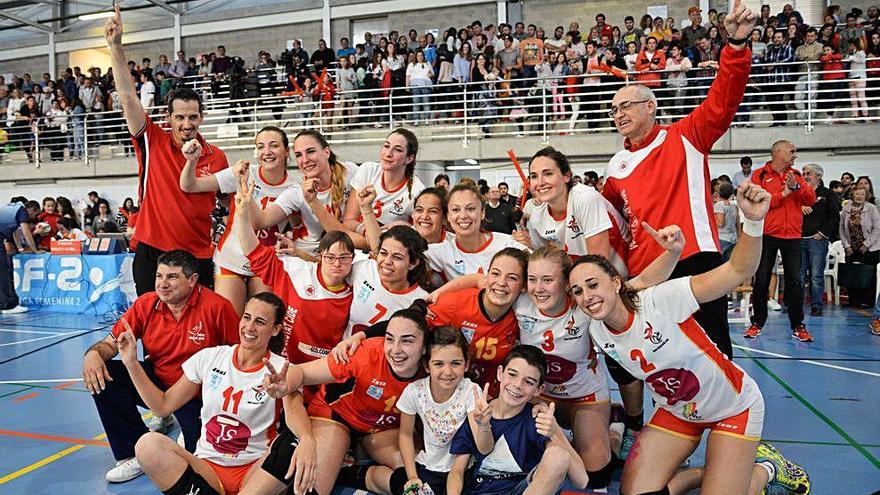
[
  {"x1": 357, "y1": 186, "x2": 381, "y2": 254},
  {"x1": 302, "y1": 178, "x2": 369, "y2": 250},
  {"x1": 233, "y1": 167, "x2": 259, "y2": 255},
  {"x1": 628, "y1": 223, "x2": 684, "y2": 290},
  {"x1": 105, "y1": 5, "x2": 146, "y2": 136},
  {"x1": 691, "y1": 182, "x2": 770, "y2": 302},
  {"x1": 178, "y1": 140, "x2": 220, "y2": 193},
  {"x1": 117, "y1": 322, "x2": 199, "y2": 416}
]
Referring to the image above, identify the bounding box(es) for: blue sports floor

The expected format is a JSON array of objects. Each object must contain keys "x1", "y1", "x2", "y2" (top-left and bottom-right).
[{"x1": 0, "y1": 307, "x2": 877, "y2": 494}]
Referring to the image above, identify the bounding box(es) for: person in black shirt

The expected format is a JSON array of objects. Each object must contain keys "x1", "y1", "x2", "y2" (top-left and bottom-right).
[
  {"x1": 310, "y1": 39, "x2": 335, "y2": 70},
  {"x1": 498, "y1": 181, "x2": 519, "y2": 207},
  {"x1": 801, "y1": 163, "x2": 840, "y2": 316},
  {"x1": 483, "y1": 186, "x2": 516, "y2": 234}
]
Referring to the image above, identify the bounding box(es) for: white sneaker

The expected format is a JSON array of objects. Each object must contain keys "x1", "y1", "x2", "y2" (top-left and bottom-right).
[
  {"x1": 1, "y1": 305, "x2": 28, "y2": 314},
  {"x1": 105, "y1": 457, "x2": 143, "y2": 483},
  {"x1": 768, "y1": 299, "x2": 782, "y2": 311},
  {"x1": 147, "y1": 414, "x2": 174, "y2": 433}
]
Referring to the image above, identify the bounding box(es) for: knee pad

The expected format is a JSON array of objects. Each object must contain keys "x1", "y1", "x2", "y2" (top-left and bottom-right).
[
  {"x1": 261, "y1": 429, "x2": 300, "y2": 484},
  {"x1": 585, "y1": 458, "x2": 616, "y2": 488},
  {"x1": 162, "y1": 465, "x2": 220, "y2": 495},
  {"x1": 336, "y1": 465, "x2": 370, "y2": 491},
  {"x1": 605, "y1": 354, "x2": 638, "y2": 386},
  {"x1": 388, "y1": 466, "x2": 409, "y2": 495}
]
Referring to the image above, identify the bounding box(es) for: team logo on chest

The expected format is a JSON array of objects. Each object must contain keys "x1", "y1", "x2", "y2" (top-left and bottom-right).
[
  {"x1": 248, "y1": 385, "x2": 269, "y2": 404},
  {"x1": 519, "y1": 316, "x2": 536, "y2": 333},
  {"x1": 304, "y1": 285, "x2": 316, "y2": 296},
  {"x1": 454, "y1": 258, "x2": 466, "y2": 274},
  {"x1": 188, "y1": 321, "x2": 206, "y2": 345},
  {"x1": 460, "y1": 321, "x2": 478, "y2": 343},
  {"x1": 643, "y1": 321, "x2": 669, "y2": 352},
  {"x1": 564, "y1": 315, "x2": 581, "y2": 337},
  {"x1": 366, "y1": 378, "x2": 386, "y2": 400},
  {"x1": 390, "y1": 197, "x2": 406, "y2": 216},
  {"x1": 356, "y1": 281, "x2": 376, "y2": 303},
  {"x1": 567, "y1": 215, "x2": 584, "y2": 239}
]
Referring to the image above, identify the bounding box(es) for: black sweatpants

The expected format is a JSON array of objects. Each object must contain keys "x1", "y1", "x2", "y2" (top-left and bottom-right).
[{"x1": 751, "y1": 235, "x2": 804, "y2": 330}]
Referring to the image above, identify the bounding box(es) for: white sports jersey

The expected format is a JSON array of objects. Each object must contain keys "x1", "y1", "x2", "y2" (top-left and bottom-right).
[
  {"x1": 527, "y1": 184, "x2": 631, "y2": 278},
  {"x1": 350, "y1": 161, "x2": 425, "y2": 226},
  {"x1": 426, "y1": 231, "x2": 529, "y2": 281},
  {"x1": 348, "y1": 258, "x2": 428, "y2": 336},
  {"x1": 588, "y1": 277, "x2": 761, "y2": 422},
  {"x1": 272, "y1": 161, "x2": 356, "y2": 255},
  {"x1": 515, "y1": 296, "x2": 608, "y2": 400},
  {"x1": 182, "y1": 345, "x2": 285, "y2": 466},
  {"x1": 214, "y1": 164, "x2": 297, "y2": 275}
]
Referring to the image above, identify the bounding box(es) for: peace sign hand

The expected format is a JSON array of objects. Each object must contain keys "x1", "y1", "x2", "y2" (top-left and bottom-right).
[
  {"x1": 472, "y1": 382, "x2": 492, "y2": 427},
  {"x1": 724, "y1": 0, "x2": 757, "y2": 40},
  {"x1": 262, "y1": 358, "x2": 290, "y2": 398},
  {"x1": 105, "y1": 4, "x2": 123, "y2": 47}
]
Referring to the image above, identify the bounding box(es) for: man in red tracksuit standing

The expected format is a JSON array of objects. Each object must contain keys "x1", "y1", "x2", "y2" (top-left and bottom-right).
[{"x1": 746, "y1": 140, "x2": 817, "y2": 342}]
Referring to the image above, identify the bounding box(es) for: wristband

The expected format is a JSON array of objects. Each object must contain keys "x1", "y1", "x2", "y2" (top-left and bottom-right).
[
  {"x1": 727, "y1": 36, "x2": 748, "y2": 46},
  {"x1": 741, "y1": 217, "x2": 764, "y2": 237}
]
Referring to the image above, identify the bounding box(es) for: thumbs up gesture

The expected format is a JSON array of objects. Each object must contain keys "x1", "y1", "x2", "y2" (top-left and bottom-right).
[{"x1": 535, "y1": 401, "x2": 558, "y2": 438}]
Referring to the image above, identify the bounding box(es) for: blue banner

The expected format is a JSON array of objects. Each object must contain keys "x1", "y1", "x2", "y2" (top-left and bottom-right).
[{"x1": 11, "y1": 253, "x2": 136, "y2": 315}]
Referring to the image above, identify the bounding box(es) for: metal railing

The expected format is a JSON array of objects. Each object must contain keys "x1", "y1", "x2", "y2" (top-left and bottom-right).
[{"x1": 2, "y1": 59, "x2": 878, "y2": 166}]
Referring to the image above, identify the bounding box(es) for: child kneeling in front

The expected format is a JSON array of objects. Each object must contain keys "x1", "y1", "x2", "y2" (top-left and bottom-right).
[{"x1": 447, "y1": 344, "x2": 588, "y2": 495}]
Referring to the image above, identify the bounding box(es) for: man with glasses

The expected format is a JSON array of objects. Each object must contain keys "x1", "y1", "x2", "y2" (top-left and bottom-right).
[{"x1": 598, "y1": 0, "x2": 757, "y2": 460}]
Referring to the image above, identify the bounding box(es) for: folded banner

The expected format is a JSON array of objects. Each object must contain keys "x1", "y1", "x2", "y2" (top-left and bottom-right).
[{"x1": 12, "y1": 253, "x2": 137, "y2": 315}]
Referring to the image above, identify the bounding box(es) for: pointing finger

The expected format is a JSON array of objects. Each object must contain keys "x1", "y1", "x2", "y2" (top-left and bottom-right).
[
  {"x1": 482, "y1": 382, "x2": 490, "y2": 401},
  {"x1": 641, "y1": 221, "x2": 659, "y2": 240}
]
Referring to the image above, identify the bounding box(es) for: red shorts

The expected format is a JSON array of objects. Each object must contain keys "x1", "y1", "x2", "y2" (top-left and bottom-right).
[
  {"x1": 647, "y1": 394, "x2": 764, "y2": 441},
  {"x1": 540, "y1": 388, "x2": 610, "y2": 406},
  {"x1": 204, "y1": 459, "x2": 256, "y2": 495},
  {"x1": 307, "y1": 392, "x2": 369, "y2": 438}
]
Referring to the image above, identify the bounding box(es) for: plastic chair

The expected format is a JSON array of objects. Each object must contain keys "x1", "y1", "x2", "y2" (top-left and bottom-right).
[{"x1": 825, "y1": 240, "x2": 844, "y2": 306}]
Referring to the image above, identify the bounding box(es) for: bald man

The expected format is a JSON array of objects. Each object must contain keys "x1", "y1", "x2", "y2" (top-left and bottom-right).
[{"x1": 598, "y1": 0, "x2": 757, "y2": 458}]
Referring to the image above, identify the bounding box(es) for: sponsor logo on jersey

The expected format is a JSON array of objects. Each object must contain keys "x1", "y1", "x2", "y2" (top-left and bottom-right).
[
  {"x1": 546, "y1": 383, "x2": 569, "y2": 395},
  {"x1": 646, "y1": 368, "x2": 701, "y2": 406},
  {"x1": 543, "y1": 229, "x2": 557, "y2": 236},
  {"x1": 298, "y1": 342, "x2": 330, "y2": 358},
  {"x1": 211, "y1": 367, "x2": 227, "y2": 375},
  {"x1": 682, "y1": 401, "x2": 701, "y2": 421},
  {"x1": 619, "y1": 161, "x2": 628, "y2": 171},
  {"x1": 188, "y1": 321, "x2": 206, "y2": 345},
  {"x1": 366, "y1": 383, "x2": 384, "y2": 400},
  {"x1": 567, "y1": 215, "x2": 584, "y2": 239},
  {"x1": 208, "y1": 371, "x2": 223, "y2": 391},
  {"x1": 305, "y1": 285, "x2": 316, "y2": 296},
  {"x1": 620, "y1": 189, "x2": 640, "y2": 249}
]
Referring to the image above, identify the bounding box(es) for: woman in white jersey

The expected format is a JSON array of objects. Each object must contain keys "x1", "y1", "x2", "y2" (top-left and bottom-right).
[
  {"x1": 347, "y1": 187, "x2": 433, "y2": 335},
  {"x1": 252, "y1": 129, "x2": 357, "y2": 254},
  {"x1": 411, "y1": 187, "x2": 449, "y2": 244},
  {"x1": 516, "y1": 226, "x2": 683, "y2": 490},
  {"x1": 343, "y1": 128, "x2": 426, "y2": 232},
  {"x1": 568, "y1": 182, "x2": 811, "y2": 495},
  {"x1": 526, "y1": 146, "x2": 629, "y2": 276},
  {"x1": 180, "y1": 126, "x2": 297, "y2": 315},
  {"x1": 427, "y1": 182, "x2": 529, "y2": 281},
  {"x1": 118, "y1": 292, "x2": 317, "y2": 495}
]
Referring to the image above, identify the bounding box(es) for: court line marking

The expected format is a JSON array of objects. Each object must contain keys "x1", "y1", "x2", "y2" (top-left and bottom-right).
[
  {"x1": 739, "y1": 347, "x2": 880, "y2": 469},
  {"x1": 733, "y1": 344, "x2": 880, "y2": 378},
  {"x1": 0, "y1": 386, "x2": 34, "y2": 399},
  {"x1": 13, "y1": 392, "x2": 39, "y2": 403},
  {"x1": 0, "y1": 333, "x2": 79, "y2": 347},
  {"x1": 0, "y1": 412, "x2": 153, "y2": 485},
  {"x1": 0, "y1": 378, "x2": 82, "y2": 385},
  {"x1": 0, "y1": 429, "x2": 110, "y2": 447},
  {"x1": 0, "y1": 328, "x2": 67, "y2": 336},
  {"x1": 763, "y1": 438, "x2": 880, "y2": 449}
]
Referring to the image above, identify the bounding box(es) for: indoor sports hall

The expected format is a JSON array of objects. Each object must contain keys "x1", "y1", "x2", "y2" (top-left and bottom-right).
[{"x1": 0, "y1": 0, "x2": 878, "y2": 494}]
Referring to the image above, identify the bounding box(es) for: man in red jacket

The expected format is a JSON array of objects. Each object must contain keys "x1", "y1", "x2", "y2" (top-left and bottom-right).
[
  {"x1": 601, "y1": 0, "x2": 756, "y2": 460},
  {"x1": 747, "y1": 140, "x2": 817, "y2": 342}
]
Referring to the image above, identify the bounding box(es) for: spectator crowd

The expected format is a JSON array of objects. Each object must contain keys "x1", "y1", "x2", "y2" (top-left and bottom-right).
[{"x1": 2, "y1": 3, "x2": 880, "y2": 162}]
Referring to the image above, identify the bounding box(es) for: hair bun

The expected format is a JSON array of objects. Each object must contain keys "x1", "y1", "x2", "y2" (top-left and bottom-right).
[{"x1": 409, "y1": 299, "x2": 430, "y2": 316}]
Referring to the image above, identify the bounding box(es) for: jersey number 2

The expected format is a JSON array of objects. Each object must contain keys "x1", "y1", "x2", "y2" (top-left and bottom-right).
[{"x1": 630, "y1": 349, "x2": 656, "y2": 373}]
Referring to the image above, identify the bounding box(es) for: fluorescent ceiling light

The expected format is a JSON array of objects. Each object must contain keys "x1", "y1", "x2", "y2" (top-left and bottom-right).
[
  {"x1": 463, "y1": 159, "x2": 479, "y2": 165},
  {"x1": 447, "y1": 165, "x2": 480, "y2": 171},
  {"x1": 79, "y1": 11, "x2": 115, "y2": 21}
]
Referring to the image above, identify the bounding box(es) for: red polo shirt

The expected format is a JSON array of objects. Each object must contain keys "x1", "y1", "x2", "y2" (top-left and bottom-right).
[
  {"x1": 131, "y1": 115, "x2": 228, "y2": 258},
  {"x1": 111, "y1": 285, "x2": 240, "y2": 386},
  {"x1": 750, "y1": 164, "x2": 816, "y2": 239}
]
